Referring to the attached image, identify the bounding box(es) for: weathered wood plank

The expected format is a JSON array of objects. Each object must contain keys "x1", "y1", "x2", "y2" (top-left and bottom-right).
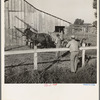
[{"x1": 5, "y1": 46, "x2": 97, "y2": 55}]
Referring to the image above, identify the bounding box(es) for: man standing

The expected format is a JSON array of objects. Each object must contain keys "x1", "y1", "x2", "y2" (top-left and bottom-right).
[
  {"x1": 60, "y1": 30, "x2": 65, "y2": 46},
  {"x1": 24, "y1": 26, "x2": 31, "y2": 46},
  {"x1": 66, "y1": 35, "x2": 80, "y2": 73},
  {"x1": 55, "y1": 34, "x2": 62, "y2": 58}
]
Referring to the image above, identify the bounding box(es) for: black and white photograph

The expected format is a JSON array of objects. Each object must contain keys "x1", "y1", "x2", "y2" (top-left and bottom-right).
[{"x1": 4, "y1": 0, "x2": 97, "y2": 83}]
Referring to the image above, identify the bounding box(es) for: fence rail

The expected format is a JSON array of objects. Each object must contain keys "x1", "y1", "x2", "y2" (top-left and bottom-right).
[
  {"x1": 5, "y1": 46, "x2": 97, "y2": 55},
  {"x1": 5, "y1": 46, "x2": 97, "y2": 70}
]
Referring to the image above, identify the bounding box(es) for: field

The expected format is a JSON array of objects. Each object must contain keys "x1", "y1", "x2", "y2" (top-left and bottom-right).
[{"x1": 5, "y1": 33, "x2": 97, "y2": 83}]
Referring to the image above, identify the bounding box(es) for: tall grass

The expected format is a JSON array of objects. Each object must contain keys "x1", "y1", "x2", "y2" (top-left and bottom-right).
[{"x1": 5, "y1": 59, "x2": 96, "y2": 83}]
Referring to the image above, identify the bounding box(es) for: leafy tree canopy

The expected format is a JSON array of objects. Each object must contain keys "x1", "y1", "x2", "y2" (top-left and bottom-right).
[
  {"x1": 93, "y1": 0, "x2": 97, "y2": 9},
  {"x1": 93, "y1": 21, "x2": 97, "y2": 28},
  {"x1": 74, "y1": 18, "x2": 84, "y2": 25},
  {"x1": 93, "y1": 0, "x2": 97, "y2": 18}
]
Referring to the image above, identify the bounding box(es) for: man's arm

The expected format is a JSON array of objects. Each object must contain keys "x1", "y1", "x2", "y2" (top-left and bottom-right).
[
  {"x1": 66, "y1": 42, "x2": 70, "y2": 48},
  {"x1": 78, "y1": 42, "x2": 81, "y2": 47},
  {"x1": 24, "y1": 29, "x2": 27, "y2": 34},
  {"x1": 55, "y1": 38, "x2": 58, "y2": 44}
]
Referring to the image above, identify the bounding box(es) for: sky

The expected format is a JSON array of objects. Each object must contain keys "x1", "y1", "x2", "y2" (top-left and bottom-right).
[{"x1": 28, "y1": 0, "x2": 96, "y2": 23}]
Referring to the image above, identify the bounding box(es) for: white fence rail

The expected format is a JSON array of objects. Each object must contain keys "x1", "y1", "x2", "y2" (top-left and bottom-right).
[{"x1": 5, "y1": 46, "x2": 97, "y2": 70}]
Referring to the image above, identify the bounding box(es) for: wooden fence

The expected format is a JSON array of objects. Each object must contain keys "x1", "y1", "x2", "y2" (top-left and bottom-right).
[{"x1": 5, "y1": 46, "x2": 97, "y2": 70}]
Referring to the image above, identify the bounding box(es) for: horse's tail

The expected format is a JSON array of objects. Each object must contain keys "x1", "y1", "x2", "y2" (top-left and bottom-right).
[
  {"x1": 43, "y1": 34, "x2": 52, "y2": 47},
  {"x1": 42, "y1": 34, "x2": 49, "y2": 48},
  {"x1": 45, "y1": 34, "x2": 55, "y2": 48}
]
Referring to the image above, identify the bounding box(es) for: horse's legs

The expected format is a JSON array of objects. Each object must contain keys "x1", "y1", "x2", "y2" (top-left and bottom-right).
[
  {"x1": 30, "y1": 42, "x2": 32, "y2": 48},
  {"x1": 32, "y1": 42, "x2": 34, "y2": 48},
  {"x1": 30, "y1": 42, "x2": 34, "y2": 48},
  {"x1": 26, "y1": 38, "x2": 29, "y2": 46},
  {"x1": 46, "y1": 42, "x2": 49, "y2": 48},
  {"x1": 45, "y1": 37, "x2": 49, "y2": 48},
  {"x1": 26, "y1": 41, "x2": 28, "y2": 45}
]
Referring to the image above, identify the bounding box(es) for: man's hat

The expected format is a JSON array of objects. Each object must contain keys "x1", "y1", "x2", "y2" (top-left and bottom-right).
[{"x1": 71, "y1": 35, "x2": 75, "y2": 39}]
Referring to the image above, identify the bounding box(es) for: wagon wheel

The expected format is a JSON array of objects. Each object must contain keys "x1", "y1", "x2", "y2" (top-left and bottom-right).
[{"x1": 62, "y1": 40, "x2": 68, "y2": 47}]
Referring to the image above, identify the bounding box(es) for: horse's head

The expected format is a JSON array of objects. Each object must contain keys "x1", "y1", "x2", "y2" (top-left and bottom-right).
[
  {"x1": 23, "y1": 28, "x2": 29, "y2": 36},
  {"x1": 23, "y1": 28, "x2": 37, "y2": 39}
]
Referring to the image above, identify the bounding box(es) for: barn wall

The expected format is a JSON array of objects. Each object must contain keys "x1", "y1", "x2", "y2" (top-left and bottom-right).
[{"x1": 5, "y1": 0, "x2": 70, "y2": 48}]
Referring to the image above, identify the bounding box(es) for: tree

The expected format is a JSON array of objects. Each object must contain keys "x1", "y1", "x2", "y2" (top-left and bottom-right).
[
  {"x1": 93, "y1": 21, "x2": 97, "y2": 28},
  {"x1": 93, "y1": 0, "x2": 97, "y2": 9},
  {"x1": 93, "y1": 0, "x2": 97, "y2": 29},
  {"x1": 74, "y1": 18, "x2": 84, "y2": 25},
  {"x1": 93, "y1": 0, "x2": 97, "y2": 18}
]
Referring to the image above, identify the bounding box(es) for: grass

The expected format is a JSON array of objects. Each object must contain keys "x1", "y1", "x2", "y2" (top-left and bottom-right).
[
  {"x1": 5, "y1": 51, "x2": 97, "y2": 83},
  {"x1": 5, "y1": 58, "x2": 96, "y2": 83}
]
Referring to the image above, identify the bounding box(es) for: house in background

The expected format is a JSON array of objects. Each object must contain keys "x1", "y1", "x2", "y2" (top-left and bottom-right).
[{"x1": 67, "y1": 23, "x2": 96, "y2": 34}]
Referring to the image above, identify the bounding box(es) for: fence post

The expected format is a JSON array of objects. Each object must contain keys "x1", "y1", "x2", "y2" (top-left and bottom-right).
[
  {"x1": 82, "y1": 43, "x2": 86, "y2": 67},
  {"x1": 34, "y1": 45, "x2": 38, "y2": 70}
]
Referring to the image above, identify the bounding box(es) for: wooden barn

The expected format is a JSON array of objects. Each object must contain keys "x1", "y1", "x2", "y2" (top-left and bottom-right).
[{"x1": 4, "y1": 0, "x2": 71, "y2": 48}]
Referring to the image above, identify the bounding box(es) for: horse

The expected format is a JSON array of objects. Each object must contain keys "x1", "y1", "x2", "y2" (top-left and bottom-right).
[{"x1": 23, "y1": 28, "x2": 56, "y2": 48}]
